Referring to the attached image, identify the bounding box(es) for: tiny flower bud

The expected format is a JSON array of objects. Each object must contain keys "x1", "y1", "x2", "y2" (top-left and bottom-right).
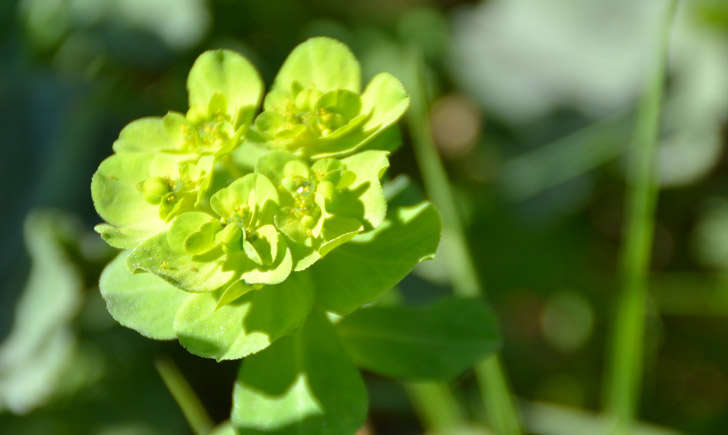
[
  {"x1": 216, "y1": 223, "x2": 243, "y2": 250},
  {"x1": 139, "y1": 177, "x2": 171, "y2": 204}
]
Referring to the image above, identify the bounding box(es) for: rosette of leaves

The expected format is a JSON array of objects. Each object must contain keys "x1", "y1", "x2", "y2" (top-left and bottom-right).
[{"x1": 92, "y1": 37, "x2": 501, "y2": 434}]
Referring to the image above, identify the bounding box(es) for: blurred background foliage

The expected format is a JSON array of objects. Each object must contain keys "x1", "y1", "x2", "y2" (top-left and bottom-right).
[{"x1": 3, "y1": 0, "x2": 728, "y2": 433}]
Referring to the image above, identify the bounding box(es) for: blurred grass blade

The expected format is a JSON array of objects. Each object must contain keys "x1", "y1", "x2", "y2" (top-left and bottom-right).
[
  {"x1": 404, "y1": 382, "x2": 465, "y2": 432},
  {"x1": 155, "y1": 357, "x2": 213, "y2": 435},
  {"x1": 337, "y1": 297, "x2": 501, "y2": 380},
  {"x1": 604, "y1": 0, "x2": 678, "y2": 431},
  {"x1": 406, "y1": 48, "x2": 522, "y2": 434},
  {"x1": 500, "y1": 113, "x2": 629, "y2": 201}
]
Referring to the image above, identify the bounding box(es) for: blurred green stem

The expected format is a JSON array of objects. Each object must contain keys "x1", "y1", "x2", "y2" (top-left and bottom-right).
[
  {"x1": 405, "y1": 382, "x2": 466, "y2": 431},
  {"x1": 605, "y1": 1, "x2": 677, "y2": 432},
  {"x1": 406, "y1": 49, "x2": 521, "y2": 434},
  {"x1": 155, "y1": 357, "x2": 214, "y2": 435}
]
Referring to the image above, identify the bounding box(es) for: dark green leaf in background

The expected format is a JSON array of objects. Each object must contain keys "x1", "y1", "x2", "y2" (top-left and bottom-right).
[{"x1": 337, "y1": 297, "x2": 501, "y2": 380}]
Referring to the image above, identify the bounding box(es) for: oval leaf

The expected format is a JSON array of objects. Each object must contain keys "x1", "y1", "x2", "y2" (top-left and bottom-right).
[
  {"x1": 336, "y1": 298, "x2": 501, "y2": 380},
  {"x1": 173, "y1": 272, "x2": 314, "y2": 361},
  {"x1": 339, "y1": 150, "x2": 389, "y2": 228},
  {"x1": 270, "y1": 37, "x2": 361, "y2": 97},
  {"x1": 232, "y1": 311, "x2": 367, "y2": 435},
  {"x1": 112, "y1": 112, "x2": 189, "y2": 153},
  {"x1": 360, "y1": 73, "x2": 409, "y2": 134},
  {"x1": 99, "y1": 251, "x2": 190, "y2": 340},
  {"x1": 128, "y1": 232, "x2": 235, "y2": 293},
  {"x1": 187, "y1": 49, "x2": 264, "y2": 126},
  {"x1": 91, "y1": 153, "x2": 169, "y2": 247}
]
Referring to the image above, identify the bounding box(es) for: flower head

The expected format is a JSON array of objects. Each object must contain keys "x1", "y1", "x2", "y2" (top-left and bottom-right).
[{"x1": 93, "y1": 37, "x2": 419, "y2": 361}]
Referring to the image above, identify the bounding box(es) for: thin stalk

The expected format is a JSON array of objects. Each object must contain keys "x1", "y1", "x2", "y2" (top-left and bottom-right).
[
  {"x1": 605, "y1": 1, "x2": 678, "y2": 432},
  {"x1": 405, "y1": 382, "x2": 466, "y2": 432},
  {"x1": 406, "y1": 49, "x2": 521, "y2": 434},
  {"x1": 155, "y1": 357, "x2": 214, "y2": 435}
]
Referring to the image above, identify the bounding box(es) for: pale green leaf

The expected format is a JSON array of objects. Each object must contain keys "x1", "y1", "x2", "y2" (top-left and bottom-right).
[
  {"x1": 231, "y1": 142, "x2": 272, "y2": 172},
  {"x1": 270, "y1": 37, "x2": 361, "y2": 97},
  {"x1": 306, "y1": 75, "x2": 408, "y2": 159},
  {"x1": 360, "y1": 73, "x2": 409, "y2": 133},
  {"x1": 94, "y1": 223, "x2": 154, "y2": 250},
  {"x1": 128, "y1": 232, "x2": 235, "y2": 293},
  {"x1": 187, "y1": 49, "x2": 264, "y2": 126},
  {"x1": 167, "y1": 212, "x2": 219, "y2": 255},
  {"x1": 337, "y1": 298, "x2": 501, "y2": 380},
  {"x1": 99, "y1": 251, "x2": 190, "y2": 340},
  {"x1": 319, "y1": 216, "x2": 363, "y2": 256},
  {"x1": 240, "y1": 225, "x2": 293, "y2": 285},
  {"x1": 210, "y1": 173, "x2": 279, "y2": 220},
  {"x1": 255, "y1": 150, "x2": 299, "y2": 186},
  {"x1": 112, "y1": 112, "x2": 189, "y2": 153},
  {"x1": 356, "y1": 125, "x2": 403, "y2": 153},
  {"x1": 91, "y1": 153, "x2": 170, "y2": 247},
  {"x1": 232, "y1": 311, "x2": 367, "y2": 435},
  {"x1": 339, "y1": 150, "x2": 389, "y2": 228},
  {"x1": 216, "y1": 281, "x2": 257, "y2": 310},
  {"x1": 312, "y1": 201, "x2": 441, "y2": 315},
  {"x1": 173, "y1": 272, "x2": 314, "y2": 360}
]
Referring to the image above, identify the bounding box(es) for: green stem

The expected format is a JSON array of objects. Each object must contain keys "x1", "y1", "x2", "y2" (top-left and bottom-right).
[
  {"x1": 405, "y1": 382, "x2": 465, "y2": 432},
  {"x1": 406, "y1": 49, "x2": 521, "y2": 434},
  {"x1": 605, "y1": 1, "x2": 677, "y2": 432},
  {"x1": 155, "y1": 357, "x2": 214, "y2": 435}
]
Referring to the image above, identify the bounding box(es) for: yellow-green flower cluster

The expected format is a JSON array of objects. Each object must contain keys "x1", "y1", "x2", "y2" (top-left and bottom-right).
[{"x1": 92, "y1": 38, "x2": 409, "y2": 331}]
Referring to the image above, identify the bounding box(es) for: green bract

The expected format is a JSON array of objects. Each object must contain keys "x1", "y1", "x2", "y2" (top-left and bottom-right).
[
  {"x1": 92, "y1": 37, "x2": 498, "y2": 435},
  {"x1": 249, "y1": 38, "x2": 409, "y2": 159}
]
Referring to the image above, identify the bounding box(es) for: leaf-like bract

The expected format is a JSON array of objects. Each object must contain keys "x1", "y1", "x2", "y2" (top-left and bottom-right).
[
  {"x1": 100, "y1": 251, "x2": 190, "y2": 340},
  {"x1": 312, "y1": 201, "x2": 441, "y2": 315},
  {"x1": 270, "y1": 37, "x2": 361, "y2": 96},
  {"x1": 173, "y1": 272, "x2": 314, "y2": 361},
  {"x1": 232, "y1": 311, "x2": 367, "y2": 434},
  {"x1": 187, "y1": 49, "x2": 264, "y2": 126}
]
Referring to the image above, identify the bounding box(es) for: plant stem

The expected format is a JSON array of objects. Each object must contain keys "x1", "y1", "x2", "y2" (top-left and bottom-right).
[
  {"x1": 605, "y1": 1, "x2": 677, "y2": 432},
  {"x1": 155, "y1": 357, "x2": 214, "y2": 435},
  {"x1": 406, "y1": 49, "x2": 521, "y2": 434},
  {"x1": 405, "y1": 382, "x2": 465, "y2": 432}
]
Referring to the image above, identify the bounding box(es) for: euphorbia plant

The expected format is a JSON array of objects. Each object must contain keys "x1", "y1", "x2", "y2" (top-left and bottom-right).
[{"x1": 92, "y1": 37, "x2": 500, "y2": 434}]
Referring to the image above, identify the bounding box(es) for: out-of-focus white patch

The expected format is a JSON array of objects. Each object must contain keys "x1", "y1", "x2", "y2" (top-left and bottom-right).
[{"x1": 452, "y1": 0, "x2": 728, "y2": 187}]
